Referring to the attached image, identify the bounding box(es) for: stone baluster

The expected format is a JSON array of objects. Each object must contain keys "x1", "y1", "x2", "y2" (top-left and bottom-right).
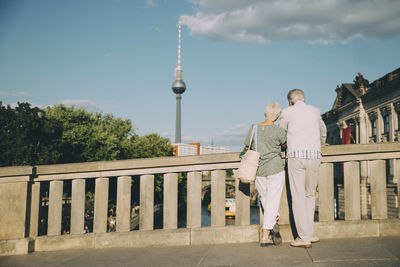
[
  {"x1": 140, "y1": 175, "x2": 154, "y2": 230},
  {"x1": 343, "y1": 161, "x2": 360, "y2": 220},
  {"x1": 163, "y1": 173, "x2": 178, "y2": 229},
  {"x1": 94, "y1": 178, "x2": 109, "y2": 233},
  {"x1": 71, "y1": 179, "x2": 85, "y2": 234},
  {"x1": 319, "y1": 163, "x2": 334, "y2": 221},
  {"x1": 235, "y1": 178, "x2": 250, "y2": 226},
  {"x1": 117, "y1": 176, "x2": 131, "y2": 232},
  {"x1": 370, "y1": 160, "x2": 387, "y2": 219},
  {"x1": 47, "y1": 180, "x2": 63, "y2": 236},
  {"x1": 187, "y1": 172, "x2": 202, "y2": 228},
  {"x1": 211, "y1": 170, "x2": 225, "y2": 227},
  {"x1": 29, "y1": 181, "x2": 40, "y2": 237}
]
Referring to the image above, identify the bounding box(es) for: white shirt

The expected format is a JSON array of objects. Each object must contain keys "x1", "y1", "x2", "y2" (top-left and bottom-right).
[{"x1": 279, "y1": 101, "x2": 326, "y2": 159}]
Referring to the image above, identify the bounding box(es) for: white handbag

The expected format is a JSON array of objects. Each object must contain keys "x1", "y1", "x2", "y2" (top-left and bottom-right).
[{"x1": 238, "y1": 124, "x2": 260, "y2": 183}]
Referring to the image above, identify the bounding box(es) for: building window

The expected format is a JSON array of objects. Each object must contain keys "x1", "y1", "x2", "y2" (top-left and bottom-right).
[
  {"x1": 371, "y1": 119, "x2": 377, "y2": 137},
  {"x1": 383, "y1": 115, "x2": 390, "y2": 134},
  {"x1": 397, "y1": 112, "x2": 400, "y2": 131}
]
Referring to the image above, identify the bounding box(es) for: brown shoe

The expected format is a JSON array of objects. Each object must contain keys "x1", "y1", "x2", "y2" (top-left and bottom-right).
[
  {"x1": 290, "y1": 238, "x2": 311, "y2": 248},
  {"x1": 260, "y1": 236, "x2": 274, "y2": 247}
]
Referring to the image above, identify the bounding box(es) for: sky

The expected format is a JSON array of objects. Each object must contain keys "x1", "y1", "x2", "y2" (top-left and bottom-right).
[{"x1": 1, "y1": 0, "x2": 400, "y2": 152}]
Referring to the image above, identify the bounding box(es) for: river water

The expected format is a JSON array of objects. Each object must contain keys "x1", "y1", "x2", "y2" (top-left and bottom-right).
[{"x1": 160, "y1": 205, "x2": 261, "y2": 229}]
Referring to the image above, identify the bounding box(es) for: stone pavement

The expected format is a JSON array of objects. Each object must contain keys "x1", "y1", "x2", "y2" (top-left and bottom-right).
[{"x1": 1, "y1": 237, "x2": 400, "y2": 267}]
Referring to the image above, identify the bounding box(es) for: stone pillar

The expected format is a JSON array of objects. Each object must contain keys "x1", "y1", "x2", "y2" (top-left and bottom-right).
[
  {"x1": 117, "y1": 176, "x2": 131, "y2": 232},
  {"x1": 0, "y1": 180, "x2": 29, "y2": 240},
  {"x1": 29, "y1": 181, "x2": 40, "y2": 237},
  {"x1": 140, "y1": 175, "x2": 154, "y2": 230},
  {"x1": 187, "y1": 172, "x2": 202, "y2": 228},
  {"x1": 211, "y1": 170, "x2": 225, "y2": 227},
  {"x1": 370, "y1": 160, "x2": 387, "y2": 219},
  {"x1": 94, "y1": 178, "x2": 109, "y2": 233},
  {"x1": 71, "y1": 179, "x2": 85, "y2": 235},
  {"x1": 390, "y1": 103, "x2": 396, "y2": 142},
  {"x1": 355, "y1": 120, "x2": 359, "y2": 144},
  {"x1": 319, "y1": 163, "x2": 334, "y2": 221},
  {"x1": 377, "y1": 108, "x2": 383, "y2": 142},
  {"x1": 358, "y1": 105, "x2": 369, "y2": 219},
  {"x1": 47, "y1": 180, "x2": 63, "y2": 236},
  {"x1": 343, "y1": 161, "x2": 360, "y2": 221},
  {"x1": 235, "y1": 178, "x2": 250, "y2": 226},
  {"x1": 163, "y1": 173, "x2": 178, "y2": 230}
]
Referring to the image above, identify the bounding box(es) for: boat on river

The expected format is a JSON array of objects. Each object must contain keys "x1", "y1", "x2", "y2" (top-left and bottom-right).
[{"x1": 207, "y1": 198, "x2": 236, "y2": 217}]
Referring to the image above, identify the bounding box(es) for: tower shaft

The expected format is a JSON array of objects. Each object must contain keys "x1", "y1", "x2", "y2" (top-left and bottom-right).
[{"x1": 175, "y1": 94, "x2": 182, "y2": 143}]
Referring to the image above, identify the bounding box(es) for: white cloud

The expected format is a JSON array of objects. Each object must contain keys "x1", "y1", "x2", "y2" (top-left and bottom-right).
[
  {"x1": 58, "y1": 99, "x2": 101, "y2": 112},
  {"x1": 182, "y1": 0, "x2": 400, "y2": 44},
  {"x1": 0, "y1": 90, "x2": 28, "y2": 97},
  {"x1": 145, "y1": 0, "x2": 155, "y2": 7}
]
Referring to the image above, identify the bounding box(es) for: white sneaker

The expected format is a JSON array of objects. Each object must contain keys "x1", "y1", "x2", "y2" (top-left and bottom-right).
[
  {"x1": 310, "y1": 236, "x2": 320, "y2": 243},
  {"x1": 290, "y1": 237, "x2": 311, "y2": 248}
]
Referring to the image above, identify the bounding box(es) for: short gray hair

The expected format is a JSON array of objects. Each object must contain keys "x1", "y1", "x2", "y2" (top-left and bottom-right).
[
  {"x1": 264, "y1": 102, "x2": 281, "y2": 121},
  {"x1": 287, "y1": 89, "x2": 305, "y2": 104}
]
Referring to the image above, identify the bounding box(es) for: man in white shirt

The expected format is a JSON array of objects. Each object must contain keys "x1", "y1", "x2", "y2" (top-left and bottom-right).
[{"x1": 279, "y1": 89, "x2": 327, "y2": 248}]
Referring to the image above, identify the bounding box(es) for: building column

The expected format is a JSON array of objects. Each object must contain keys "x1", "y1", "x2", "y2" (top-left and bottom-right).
[
  {"x1": 377, "y1": 108, "x2": 383, "y2": 142},
  {"x1": 337, "y1": 120, "x2": 347, "y2": 143},
  {"x1": 357, "y1": 104, "x2": 369, "y2": 218}
]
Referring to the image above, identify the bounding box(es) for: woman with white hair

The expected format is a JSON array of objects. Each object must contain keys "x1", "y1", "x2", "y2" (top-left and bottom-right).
[{"x1": 243, "y1": 102, "x2": 287, "y2": 246}]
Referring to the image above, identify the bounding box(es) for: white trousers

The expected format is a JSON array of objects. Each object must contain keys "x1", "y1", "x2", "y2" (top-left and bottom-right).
[
  {"x1": 255, "y1": 171, "x2": 285, "y2": 230},
  {"x1": 287, "y1": 158, "x2": 320, "y2": 243}
]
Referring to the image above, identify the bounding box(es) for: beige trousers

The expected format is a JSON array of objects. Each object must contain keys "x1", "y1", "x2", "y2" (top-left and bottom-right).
[{"x1": 287, "y1": 158, "x2": 320, "y2": 243}]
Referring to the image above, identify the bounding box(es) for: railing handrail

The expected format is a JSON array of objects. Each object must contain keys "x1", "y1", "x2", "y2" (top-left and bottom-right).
[{"x1": 1, "y1": 143, "x2": 400, "y2": 179}]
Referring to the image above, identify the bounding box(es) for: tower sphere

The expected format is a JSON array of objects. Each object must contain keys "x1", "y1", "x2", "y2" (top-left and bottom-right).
[{"x1": 172, "y1": 79, "x2": 186, "y2": 94}]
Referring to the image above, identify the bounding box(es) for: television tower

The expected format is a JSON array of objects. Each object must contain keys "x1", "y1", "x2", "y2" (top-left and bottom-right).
[{"x1": 171, "y1": 18, "x2": 186, "y2": 143}]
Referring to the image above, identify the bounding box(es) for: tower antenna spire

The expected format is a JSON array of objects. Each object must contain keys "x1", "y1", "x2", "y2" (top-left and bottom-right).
[
  {"x1": 177, "y1": 18, "x2": 182, "y2": 70},
  {"x1": 172, "y1": 17, "x2": 187, "y2": 144}
]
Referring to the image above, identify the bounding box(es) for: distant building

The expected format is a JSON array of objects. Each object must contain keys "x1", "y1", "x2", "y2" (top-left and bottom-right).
[
  {"x1": 322, "y1": 67, "x2": 400, "y2": 146},
  {"x1": 322, "y1": 67, "x2": 400, "y2": 219},
  {"x1": 172, "y1": 143, "x2": 230, "y2": 156}
]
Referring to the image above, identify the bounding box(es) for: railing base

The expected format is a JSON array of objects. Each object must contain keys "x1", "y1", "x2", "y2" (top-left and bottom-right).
[
  {"x1": 2, "y1": 220, "x2": 400, "y2": 256},
  {"x1": 0, "y1": 238, "x2": 34, "y2": 256}
]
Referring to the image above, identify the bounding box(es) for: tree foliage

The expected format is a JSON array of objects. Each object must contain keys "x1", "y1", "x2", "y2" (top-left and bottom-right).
[{"x1": 0, "y1": 102, "x2": 174, "y2": 167}]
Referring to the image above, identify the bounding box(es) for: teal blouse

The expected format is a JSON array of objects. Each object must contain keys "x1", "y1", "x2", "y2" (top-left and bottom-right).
[{"x1": 244, "y1": 124, "x2": 286, "y2": 177}]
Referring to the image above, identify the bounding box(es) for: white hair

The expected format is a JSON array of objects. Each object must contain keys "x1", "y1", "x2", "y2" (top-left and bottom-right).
[
  {"x1": 287, "y1": 89, "x2": 305, "y2": 104},
  {"x1": 264, "y1": 102, "x2": 281, "y2": 121}
]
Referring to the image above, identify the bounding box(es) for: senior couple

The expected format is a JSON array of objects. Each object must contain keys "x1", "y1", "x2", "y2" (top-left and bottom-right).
[{"x1": 244, "y1": 89, "x2": 327, "y2": 248}]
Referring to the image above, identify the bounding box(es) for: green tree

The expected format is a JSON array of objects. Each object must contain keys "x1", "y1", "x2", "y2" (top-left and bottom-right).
[
  {"x1": 0, "y1": 102, "x2": 174, "y2": 166},
  {"x1": 130, "y1": 133, "x2": 174, "y2": 158},
  {"x1": 0, "y1": 102, "x2": 63, "y2": 166},
  {"x1": 45, "y1": 105, "x2": 137, "y2": 163}
]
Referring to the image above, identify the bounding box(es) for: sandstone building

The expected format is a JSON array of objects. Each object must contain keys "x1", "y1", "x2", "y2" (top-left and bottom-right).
[{"x1": 322, "y1": 67, "x2": 400, "y2": 219}]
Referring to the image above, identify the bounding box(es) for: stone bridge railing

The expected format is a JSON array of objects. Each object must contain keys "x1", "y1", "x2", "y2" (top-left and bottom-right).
[{"x1": 1, "y1": 143, "x2": 400, "y2": 255}]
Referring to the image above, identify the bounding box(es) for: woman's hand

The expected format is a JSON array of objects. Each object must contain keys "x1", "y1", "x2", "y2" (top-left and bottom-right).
[{"x1": 240, "y1": 146, "x2": 249, "y2": 157}]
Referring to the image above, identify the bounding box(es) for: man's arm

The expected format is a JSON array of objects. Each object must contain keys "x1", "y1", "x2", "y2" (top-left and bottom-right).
[{"x1": 279, "y1": 111, "x2": 288, "y2": 131}]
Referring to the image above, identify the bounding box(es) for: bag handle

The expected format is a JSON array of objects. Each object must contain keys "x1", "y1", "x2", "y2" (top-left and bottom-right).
[{"x1": 248, "y1": 124, "x2": 258, "y2": 152}]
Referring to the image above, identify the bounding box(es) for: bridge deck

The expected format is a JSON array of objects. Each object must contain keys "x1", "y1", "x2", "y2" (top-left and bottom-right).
[{"x1": 1, "y1": 237, "x2": 400, "y2": 266}]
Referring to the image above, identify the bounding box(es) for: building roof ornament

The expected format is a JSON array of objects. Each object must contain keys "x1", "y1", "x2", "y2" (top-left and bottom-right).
[{"x1": 354, "y1": 72, "x2": 370, "y2": 96}]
